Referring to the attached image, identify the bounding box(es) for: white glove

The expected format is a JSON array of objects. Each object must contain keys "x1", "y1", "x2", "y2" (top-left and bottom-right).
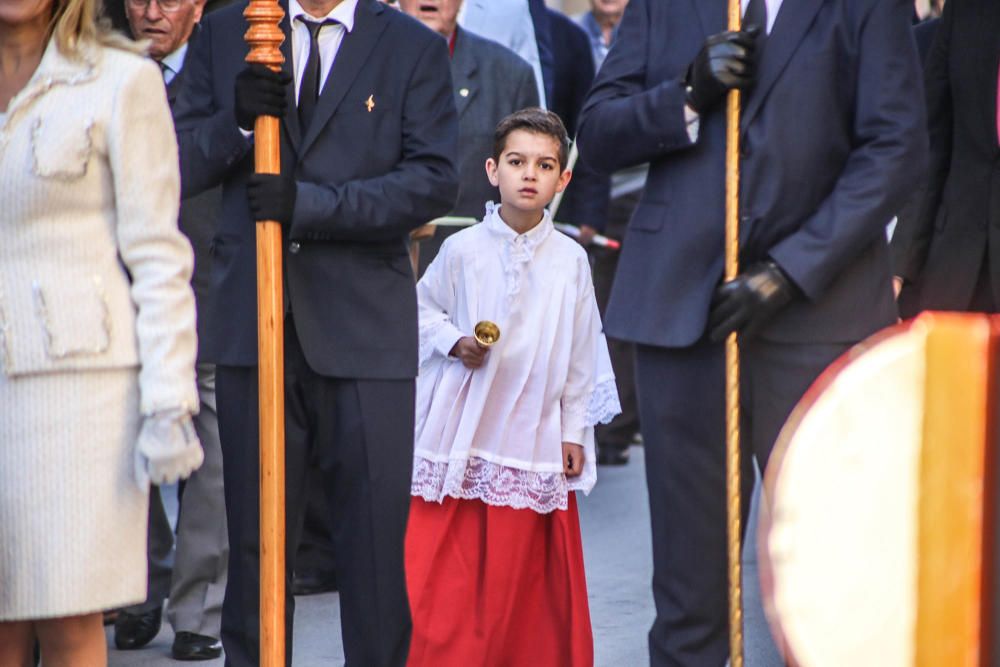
[{"x1": 134, "y1": 408, "x2": 204, "y2": 490}]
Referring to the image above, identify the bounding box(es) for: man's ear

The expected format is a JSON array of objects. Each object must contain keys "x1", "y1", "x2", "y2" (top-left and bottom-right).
[
  {"x1": 485, "y1": 158, "x2": 499, "y2": 187},
  {"x1": 192, "y1": 0, "x2": 207, "y2": 24},
  {"x1": 555, "y1": 168, "x2": 573, "y2": 193}
]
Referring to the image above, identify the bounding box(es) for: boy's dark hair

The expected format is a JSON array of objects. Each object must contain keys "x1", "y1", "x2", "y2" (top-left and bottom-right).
[{"x1": 492, "y1": 108, "x2": 571, "y2": 170}]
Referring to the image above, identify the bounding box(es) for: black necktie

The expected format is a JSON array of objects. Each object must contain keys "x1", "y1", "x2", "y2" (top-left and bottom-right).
[
  {"x1": 297, "y1": 17, "x2": 338, "y2": 132},
  {"x1": 744, "y1": 0, "x2": 768, "y2": 41}
]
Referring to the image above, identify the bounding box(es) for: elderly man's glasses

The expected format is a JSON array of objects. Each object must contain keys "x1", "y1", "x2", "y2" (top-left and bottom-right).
[{"x1": 126, "y1": 0, "x2": 186, "y2": 12}]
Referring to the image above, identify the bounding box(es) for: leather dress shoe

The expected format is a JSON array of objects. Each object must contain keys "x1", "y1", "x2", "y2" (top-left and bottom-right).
[
  {"x1": 114, "y1": 607, "x2": 162, "y2": 650},
  {"x1": 597, "y1": 444, "x2": 631, "y2": 466},
  {"x1": 172, "y1": 631, "x2": 223, "y2": 661},
  {"x1": 291, "y1": 569, "x2": 338, "y2": 596}
]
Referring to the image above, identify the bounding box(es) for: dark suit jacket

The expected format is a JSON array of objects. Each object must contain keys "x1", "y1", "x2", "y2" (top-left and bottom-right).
[
  {"x1": 527, "y1": 0, "x2": 555, "y2": 106},
  {"x1": 173, "y1": 0, "x2": 458, "y2": 378},
  {"x1": 546, "y1": 8, "x2": 609, "y2": 231},
  {"x1": 167, "y1": 45, "x2": 221, "y2": 360},
  {"x1": 578, "y1": 0, "x2": 926, "y2": 348},
  {"x1": 450, "y1": 27, "x2": 539, "y2": 218},
  {"x1": 891, "y1": 0, "x2": 1000, "y2": 314}
]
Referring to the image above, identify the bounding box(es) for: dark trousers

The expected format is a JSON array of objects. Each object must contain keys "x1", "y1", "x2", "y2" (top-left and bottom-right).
[
  {"x1": 592, "y1": 190, "x2": 642, "y2": 450},
  {"x1": 217, "y1": 320, "x2": 414, "y2": 667},
  {"x1": 636, "y1": 337, "x2": 849, "y2": 667},
  {"x1": 294, "y1": 469, "x2": 337, "y2": 577}
]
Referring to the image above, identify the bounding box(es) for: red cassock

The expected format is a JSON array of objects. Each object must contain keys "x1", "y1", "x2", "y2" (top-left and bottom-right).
[{"x1": 405, "y1": 494, "x2": 594, "y2": 667}]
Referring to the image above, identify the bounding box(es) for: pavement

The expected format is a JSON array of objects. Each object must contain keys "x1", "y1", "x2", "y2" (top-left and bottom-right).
[{"x1": 107, "y1": 446, "x2": 784, "y2": 666}]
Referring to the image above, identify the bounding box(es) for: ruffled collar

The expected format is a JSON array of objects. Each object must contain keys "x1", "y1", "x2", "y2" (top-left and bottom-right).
[
  {"x1": 482, "y1": 201, "x2": 554, "y2": 251},
  {"x1": 482, "y1": 202, "x2": 554, "y2": 299}
]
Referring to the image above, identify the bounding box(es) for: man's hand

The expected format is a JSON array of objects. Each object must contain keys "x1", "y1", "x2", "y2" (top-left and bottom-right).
[
  {"x1": 685, "y1": 27, "x2": 760, "y2": 113},
  {"x1": 247, "y1": 173, "x2": 297, "y2": 225},
  {"x1": 893, "y1": 276, "x2": 904, "y2": 299},
  {"x1": 563, "y1": 442, "x2": 585, "y2": 477},
  {"x1": 234, "y1": 64, "x2": 292, "y2": 131},
  {"x1": 449, "y1": 336, "x2": 489, "y2": 369},
  {"x1": 577, "y1": 225, "x2": 598, "y2": 247},
  {"x1": 708, "y1": 261, "x2": 797, "y2": 342}
]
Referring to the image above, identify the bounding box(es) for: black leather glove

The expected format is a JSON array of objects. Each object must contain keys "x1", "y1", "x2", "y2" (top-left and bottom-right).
[
  {"x1": 685, "y1": 27, "x2": 761, "y2": 113},
  {"x1": 234, "y1": 64, "x2": 292, "y2": 131},
  {"x1": 708, "y1": 261, "x2": 798, "y2": 342},
  {"x1": 247, "y1": 173, "x2": 296, "y2": 225}
]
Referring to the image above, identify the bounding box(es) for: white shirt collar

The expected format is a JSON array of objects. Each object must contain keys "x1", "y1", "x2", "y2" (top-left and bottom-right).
[
  {"x1": 288, "y1": 0, "x2": 358, "y2": 32},
  {"x1": 483, "y1": 201, "x2": 554, "y2": 248},
  {"x1": 160, "y1": 42, "x2": 188, "y2": 76}
]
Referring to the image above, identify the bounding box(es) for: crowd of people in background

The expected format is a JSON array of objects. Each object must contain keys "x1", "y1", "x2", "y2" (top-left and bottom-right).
[{"x1": 4, "y1": 0, "x2": 998, "y2": 665}]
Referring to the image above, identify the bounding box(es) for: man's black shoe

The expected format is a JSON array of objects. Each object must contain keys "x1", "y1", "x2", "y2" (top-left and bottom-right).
[
  {"x1": 291, "y1": 570, "x2": 338, "y2": 596},
  {"x1": 597, "y1": 445, "x2": 631, "y2": 466},
  {"x1": 172, "y1": 631, "x2": 223, "y2": 661},
  {"x1": 113, "y1": 607, "x2": 162, "y2": 650}
]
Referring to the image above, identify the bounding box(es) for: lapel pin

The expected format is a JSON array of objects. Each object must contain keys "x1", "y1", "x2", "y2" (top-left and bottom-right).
[
  {"x1": 365, "y1": 94, "x2": 375, "y2": 112},
  {"x1": 459, "y1": 88, "x2": 470, "y2": 97}
]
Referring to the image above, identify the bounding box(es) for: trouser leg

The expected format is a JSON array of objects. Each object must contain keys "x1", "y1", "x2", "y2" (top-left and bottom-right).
[
  {"x1": 297, "y1": 364, "x2": 414, "y2": 667},
  {"x1": 167, "y1": 364, "x2": 228, "y2": 637},
  {"x1": 217, "y1": 332, "x2": 316, "y2": 667},
  {"x1": 637, "y1": 340, "x2": 752, "y2": 667},
  {"x1": 638, "y1": 336, "x2": 850, "y2": 667},
  {"x1": 126, "y1": 486, "x2": 174, "y2": 614},
  {"x1": 593, "y1": 191, "x2": 641, "y2": 451},
  {"x1": 292, "y1": 470, "x2": 337, "y2": 579}
]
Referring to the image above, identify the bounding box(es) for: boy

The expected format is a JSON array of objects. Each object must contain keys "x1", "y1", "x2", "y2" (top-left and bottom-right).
[{"x1": 405, "y1": 108, "x2": 619, "y2": 667}]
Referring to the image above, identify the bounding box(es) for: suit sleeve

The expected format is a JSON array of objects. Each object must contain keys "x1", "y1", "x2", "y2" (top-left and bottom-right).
[
  {"x1": 768, "y1": 0, "x2": 929, "y2": 300},
  {"x1": 576, "y1": 0, "x2": 695, "y2": 174},
  {"x1": 889, "y1": 1, "x2": 953, "y2": 283},
  {"x1": 515, "y1": 58, "x2": 541, "y2": 110},
  {"x1": 289, "y1": 36, "x2": 459, "y2": 242},
  {"x1": 172, "y1": 17, "x2": 252, "y2": 199}
]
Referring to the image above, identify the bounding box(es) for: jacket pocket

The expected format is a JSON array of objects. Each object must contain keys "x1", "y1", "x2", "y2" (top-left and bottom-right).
[
  {"x1": 31, "y1": 115, "x2": 95, "y2": 181},
  {"x1": 32, "y1": 276, "x2": 112, "y2": 360},
  {"x1": 933, "y1": 206, "x2": 947, "y2": 232},
  {"x1": 629, "y1": 198, "x2": 668, "y2": 232}
]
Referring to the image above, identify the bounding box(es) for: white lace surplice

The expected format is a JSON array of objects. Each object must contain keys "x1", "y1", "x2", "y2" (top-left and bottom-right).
[{"x1": 413, "y1": 204, "x2": 621, "y2": 514}]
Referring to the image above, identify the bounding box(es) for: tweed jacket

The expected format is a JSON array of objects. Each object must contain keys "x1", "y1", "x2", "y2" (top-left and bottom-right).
[{"x1": 0, "y1": 39, "x2": 198, "y2": 415}]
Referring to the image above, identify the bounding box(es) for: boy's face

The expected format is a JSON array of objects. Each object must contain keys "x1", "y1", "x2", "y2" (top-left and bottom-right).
[{"x1": 485, "y1": 129, "x2": 572, "y2": 216}]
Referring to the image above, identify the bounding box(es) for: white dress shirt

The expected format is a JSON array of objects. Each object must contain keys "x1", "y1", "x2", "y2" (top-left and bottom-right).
[
  {"x1": 160, "y1": 42, "x2": 188, "y2": 85},
  {"x1": 459, "y1": 0, "x2": 546, "y2": 108},
  {"x1": 742, "y1": 0, "x2": 783, "y2": 34},
  {"x1": 288, "y1": 0, "x2": 357, "y2": 103}
]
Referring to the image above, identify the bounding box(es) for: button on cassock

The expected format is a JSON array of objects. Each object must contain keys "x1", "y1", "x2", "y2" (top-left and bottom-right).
[{"x1": 289, "y1": 242, "x2": 301, "y2": 254}]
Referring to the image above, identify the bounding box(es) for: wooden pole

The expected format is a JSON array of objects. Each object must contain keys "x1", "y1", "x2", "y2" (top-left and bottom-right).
[
  {"x1": 243, "y1": 3, "x2": 286, "y2": 666},
  {"x1": 725, "y1": 0, "x2": 745, "y2": 665}
]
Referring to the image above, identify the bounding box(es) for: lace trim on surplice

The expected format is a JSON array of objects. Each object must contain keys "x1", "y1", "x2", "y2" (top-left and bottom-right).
[{"x1": 412, "y1": 455, "x2": 570, "y2": 514}]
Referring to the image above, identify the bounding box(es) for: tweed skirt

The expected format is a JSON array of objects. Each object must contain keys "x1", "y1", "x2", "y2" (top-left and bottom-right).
[{"x1": 0, "y1": 367, "x2": 147, "y2": 620}]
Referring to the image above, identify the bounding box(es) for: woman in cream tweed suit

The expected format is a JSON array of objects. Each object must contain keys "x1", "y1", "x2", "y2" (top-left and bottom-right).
[{"x1": 0, "y1": 0, "x2": 204, "y2": 663}]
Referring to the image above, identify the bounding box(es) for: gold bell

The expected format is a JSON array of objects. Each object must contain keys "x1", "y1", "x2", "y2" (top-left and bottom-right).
[{"x1": 474, "y1": 320, "x2": 500, "y2": 347}]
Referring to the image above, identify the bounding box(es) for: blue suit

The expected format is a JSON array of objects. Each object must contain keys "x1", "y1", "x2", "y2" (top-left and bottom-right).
[
  {"x1": 578, "y1": 0, "x2": 926, "y2": 664},
  {"x1": 173, "y1": 2, "x2": 458, "y2": 665}
]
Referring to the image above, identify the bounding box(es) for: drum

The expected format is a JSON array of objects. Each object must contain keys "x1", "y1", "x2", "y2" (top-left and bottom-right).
[{"x1": 760, "y1": 313, "x2": 999, "y2": 666}]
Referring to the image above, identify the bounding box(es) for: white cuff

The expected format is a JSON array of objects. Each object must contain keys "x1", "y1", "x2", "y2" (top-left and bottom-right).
[
  {"x1": 684, "y1": 104, "x2": 700, "y2": 143},
  {"x1": 432, "y1": 323, "x2": 465, "y2": 359}
]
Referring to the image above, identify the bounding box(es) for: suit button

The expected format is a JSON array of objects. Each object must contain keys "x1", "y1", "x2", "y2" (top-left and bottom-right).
[{"x1": 289, "y1": 242, "x2": 301, "y2": 254}]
